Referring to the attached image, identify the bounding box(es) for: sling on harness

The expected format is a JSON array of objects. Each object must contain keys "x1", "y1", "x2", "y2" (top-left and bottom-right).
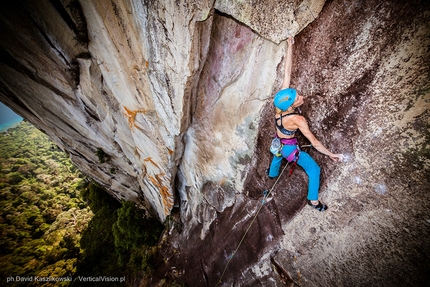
[
  {"x1": 279, "y1": 137, "x2": 300, "y2": 175},
  {"x1": 288, "y1": 149, "x2": 300, "y2": 175}
]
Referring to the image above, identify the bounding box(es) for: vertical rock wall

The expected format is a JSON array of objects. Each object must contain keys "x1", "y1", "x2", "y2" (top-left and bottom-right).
[
  {"x1": 155, "y1": 0, "x2": 430, "y2": 286},
  {"x1": 0, "y1": 0, "x2": 216, "y2": 220},
  {"x1": 0, "y1": 0, "x2": 429, "y2": 286},
  {"x1": 269, "y1": 0, "x2": 430, "y2": 286},
  {"x1": 0, "y1": 0, "x2": 323, "y2": 221}
]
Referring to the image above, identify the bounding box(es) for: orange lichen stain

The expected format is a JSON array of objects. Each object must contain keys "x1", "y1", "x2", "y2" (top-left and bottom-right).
[
  {"x1": 147, "y1": 174, "x2": 173, "y2": 215},
  {"x1": 145, "y1": 61, "x2": 149, "y2": 68},
  {"x1": 148, "y1": 174, "x2": 160, "y2": 188},
  {"x1": 123, "y1": 106, "x2": 146, "y2": 129},
  {"x1": 135, "y1": 147, "x2": 143, "y2": 159},
  {"x1": 144, "y1": 157, "x2": 159, "y2": 169},
  {"x1": 167, "y1": 148, "x2": 174, "y2": 155},
  {"x1": 219, "y1": 177, "x2": 228, "y2": 185},
  {"x1": 155, "y1": 173, "x2": 165, "y2": 180}
]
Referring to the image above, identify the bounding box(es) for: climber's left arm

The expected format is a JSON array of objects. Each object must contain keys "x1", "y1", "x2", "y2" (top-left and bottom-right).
[
  {"x1": 295, "y1": 116, "x2": 343, "y2": 162},
  {"x1": 281, "y1": 37, "x2": 294, "y2": 89}
]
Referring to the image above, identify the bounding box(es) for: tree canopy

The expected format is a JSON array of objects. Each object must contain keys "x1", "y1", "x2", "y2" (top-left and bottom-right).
[{"x1": 1, "y1": 122, "x2": 166, "y2": 286}]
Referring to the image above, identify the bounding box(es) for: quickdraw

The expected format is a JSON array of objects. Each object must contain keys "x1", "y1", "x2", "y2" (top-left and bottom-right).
[{"x1": 289, "y1": 149, "x2": 300, "y2": 176}]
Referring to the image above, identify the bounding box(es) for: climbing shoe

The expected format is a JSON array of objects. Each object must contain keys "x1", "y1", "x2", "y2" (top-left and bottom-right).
[{"x1": 307, "y1": 200, "x2": 328, "y2": 212}]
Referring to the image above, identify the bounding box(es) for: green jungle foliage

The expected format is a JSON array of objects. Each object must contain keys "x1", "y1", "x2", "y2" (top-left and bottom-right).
[
  {"x1": 1, "y1": 122, "x2": 165, "y2": 286},
  {"x1": 72, "y1": 185, "x2": 164, "y2": 286},
  {"x1": 0, "y1": 122, "x2": 92, "y2": 285}
]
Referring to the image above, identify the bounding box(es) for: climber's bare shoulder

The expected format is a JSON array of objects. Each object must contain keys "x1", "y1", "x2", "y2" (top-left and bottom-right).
[
  {"x1": 288, "y1": 114, "x2": 306, "y2": 128},
  {"x1": 294, "y1": 116, "x2": 318, "y2": 143}
]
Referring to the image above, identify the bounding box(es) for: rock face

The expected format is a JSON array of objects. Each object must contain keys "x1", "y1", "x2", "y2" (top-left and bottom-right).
[
  {"x1": 0, "y1": 0, "x2": 325, "y2": 222},
  {"x1": 0, "y1": 0, "x2": 429, "y2": 286}
]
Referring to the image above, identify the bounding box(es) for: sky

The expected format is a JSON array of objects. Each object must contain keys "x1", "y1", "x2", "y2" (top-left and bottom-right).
[
  {"x1": 0, "y1": 102, "x2": 21, "y2": 123},
  {"x1": 0, "y1": 102, "x2": 22, "y2": 130}
]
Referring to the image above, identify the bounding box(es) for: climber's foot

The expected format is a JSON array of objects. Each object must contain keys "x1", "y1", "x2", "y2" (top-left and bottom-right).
[{"x1": 307, "y1": 200, "x2": 328, "y2": 212}]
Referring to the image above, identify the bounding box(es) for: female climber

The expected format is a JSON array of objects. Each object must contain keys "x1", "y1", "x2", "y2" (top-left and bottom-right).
[{"x1": 268, "y1": 36, "x2": 343, "y2": 212}]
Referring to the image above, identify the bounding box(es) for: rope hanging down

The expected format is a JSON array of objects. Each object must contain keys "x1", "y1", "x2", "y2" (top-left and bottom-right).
[{"x1": 214, "y1": 161, "x2": 292, "y2": 287}]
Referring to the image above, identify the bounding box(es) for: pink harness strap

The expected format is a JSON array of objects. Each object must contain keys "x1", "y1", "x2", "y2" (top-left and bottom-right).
[{"x1": 280, "y1": 137, "x2": 298, "y2": 145}]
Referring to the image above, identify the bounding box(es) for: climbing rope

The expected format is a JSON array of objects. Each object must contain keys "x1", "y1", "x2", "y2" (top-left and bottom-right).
[{"x1": 214, "y1": 161, "x2": 291, "y2": 287}]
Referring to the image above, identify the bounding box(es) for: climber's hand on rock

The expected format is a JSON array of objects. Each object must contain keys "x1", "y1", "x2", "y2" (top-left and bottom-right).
[{"x1": 330, "y1": 153, "x2": 344, "y2": 162}]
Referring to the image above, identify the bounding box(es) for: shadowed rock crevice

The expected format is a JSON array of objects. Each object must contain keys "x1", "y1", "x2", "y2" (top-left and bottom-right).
[
  {"x1": 49, "y1": 0, "x2": 89, "y2": 45},
  {"x1": 159, "y1": 195, "x2": 285, "y2": 286},
  {"x1": 0, "y1": 46, "x2": 76, "y2": 103}
]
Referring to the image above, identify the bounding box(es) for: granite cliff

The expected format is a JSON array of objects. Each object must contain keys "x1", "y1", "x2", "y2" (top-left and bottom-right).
[{"x1": 0, "y1": 0, "x2": 429, "y2": 286}]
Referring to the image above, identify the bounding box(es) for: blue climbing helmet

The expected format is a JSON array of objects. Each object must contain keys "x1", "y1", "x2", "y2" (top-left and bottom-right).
[{"x1": 273, "y1": 88, "x2": 297, "y2": 111}]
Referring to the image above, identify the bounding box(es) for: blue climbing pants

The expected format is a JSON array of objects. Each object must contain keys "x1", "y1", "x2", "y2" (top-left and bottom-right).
[{"x1": 268, "y1": 144, "x2": 321, "y2": 201}]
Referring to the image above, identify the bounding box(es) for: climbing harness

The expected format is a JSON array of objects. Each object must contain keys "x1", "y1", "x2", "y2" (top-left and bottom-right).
[
  {"x1": 214, "y1": 161, "x2": 291, "y2": 287},
  {"x1": 214, "y1": 144, "x2": 312, "y2": 286}
]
